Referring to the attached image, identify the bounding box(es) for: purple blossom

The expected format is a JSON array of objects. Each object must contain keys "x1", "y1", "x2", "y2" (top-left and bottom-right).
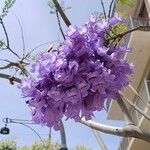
[
  {"x1": 109, "y1": 13, "x2": 125, "y2": 25},
  {"x1": 19, "y1": 14, "x2": 133, "y2": 130}
]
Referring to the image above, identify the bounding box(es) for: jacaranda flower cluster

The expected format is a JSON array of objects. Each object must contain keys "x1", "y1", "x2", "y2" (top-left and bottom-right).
[{"x1": 19, "y1": 14, "x2": 133, "y2": 130}]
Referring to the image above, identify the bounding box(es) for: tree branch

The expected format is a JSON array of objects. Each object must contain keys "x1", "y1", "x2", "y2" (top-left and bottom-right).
[
  {"x1": 0, "y1": 18, "x2": 10, "y2": 48},
  {"x1": 119, "y1": 92, "x2": 150, "y2": 122},
  {"x1": 52, "y1": 0, "x2": 71, "y2": 27},
  {"x1": 80, "y1": 119, "x2": 150, "y2": 142},
  {"x1": 0, "y1": 58, "x2": 11, "y2": 63},
  {"x1": 0, "y1": 18, "x2": 20, "y2": 59},
  {"x1": 0, "y1": 62, "x2": 29, "y2": 76},
  {"x1": 0, "y1": 62, "x2": 18, "y2": 70},
  {"x1": 24, "y1": 41, "x2": 52, "y2": 60},
  {"x1": 107, "y1": 25, "x2": 150, "y2": 43},
  {"x1": 128, "y1": 84, "x2": 150, "y2": 109},
  {"x1": 0, "y1": 73, "x2": 21, "y2": 83},
  {"x1": 56, "y1": 10, "x2": 66, "y2": 40},
  {"x1": 117, "y1": 94, "x2": 134, "y2": 125},
  {"x1": 100, "y1": 0, "x2": 106, "y2": 19},
  {"x1": 108, "y1": 0, "x2": 115, "y2": 18},
  {"x1": 13, "y1": 12, "x2": 26, "y2": 57}
]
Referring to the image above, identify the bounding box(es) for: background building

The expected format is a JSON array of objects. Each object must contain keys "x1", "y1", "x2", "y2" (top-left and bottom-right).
[{"x1": 107, "y1": 0, "x2": 150, "y2": 149}]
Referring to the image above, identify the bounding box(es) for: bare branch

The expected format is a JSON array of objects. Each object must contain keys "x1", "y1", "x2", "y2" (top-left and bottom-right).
[
  {"x1": 13, "y1": 12, "x2": 26, "y2": 57},
  {"x1": 128, "y1": 84, "x2": 150, "y2": 109},
  {"x1": 0, "y1": 58, "x2": 11, "y2": 63},
  {"x1": 120, "y1": 92, "x2": 150, "y2": 122},
  {"x1": 0, "y1": 62, "x2": 18, "y2": 70},
  {"x1": 80, "y1": 119, "x2": 150, "y2": 142},
  {"x1": 52, "y1": 0, "x2": 71, "y2": 27},
  {"x1": 0, "y1": 73, "x2": 21, "y2": 83},
  {"x1": 24, "y1": 41, "x2": 52, "y2": 60},
  {"x1": 0, "y1": 61, "x2": 30, "y2": 77},
  {"x1": 107, "y1": 25, "x2": 150, "y2": 43},
  {"x1": 108, "y1": 0, "x2": 115, "y2": 18},
  {"x1": 0, "y1": 19, "x2": 21, "y2": 59},
  {"x1": 100, "y1": 0, "x2": 106, "y2": 19},
  {"x1": 56, "y1": 10, "x2": 66, "y2": 40},
  {"x1": 0, "y1": 18, "x2": 10, "y2": 48},
  {"x1": 117, "y1": 94, "x2": 134, "y2": 125},
  {"x1": 5, "y1": 45, "x2": 21, "y2": 59}
]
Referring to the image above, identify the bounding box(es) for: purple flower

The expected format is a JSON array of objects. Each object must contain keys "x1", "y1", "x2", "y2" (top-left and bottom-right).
[
  {"x1": 109, "y1": 13, "x2": 125, "y2": 25},
  {"x1": 19, "y1": 14, "x2": 133, "y2": 130}
]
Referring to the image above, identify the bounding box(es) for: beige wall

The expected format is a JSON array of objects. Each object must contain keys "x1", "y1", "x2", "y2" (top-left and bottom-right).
[
  {"x1": 108, "y1": 1, "x2": 150, "y2": 149},
  {"x1": 107, "y1": 31, "x2": 150, "y2": 120},
  {"x1": 116, "y1": 0, "x2": 150, "y2": 18}
]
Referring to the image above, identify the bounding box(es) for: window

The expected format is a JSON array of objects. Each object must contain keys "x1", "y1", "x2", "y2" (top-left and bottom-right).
[
  {"x1": 138, "y1": 1, "x2": 149, "y2": 18},
  {"x1": 137, "y1": 1, "x2": 149, "y2": 26}
]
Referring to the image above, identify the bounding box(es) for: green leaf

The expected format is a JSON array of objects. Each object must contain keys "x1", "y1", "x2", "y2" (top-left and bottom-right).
[
  {"x1": 113, "y1": 23, "x2": 128, "y2": 33},
  {"x1": 0, "y1": 139, "x2": 17, "y2": 150},
  {"x1": 117, "y1": 0, "x2": 134, "y2": 7},
  {"x1": 0, "y1": 0, "x2": 16, "y2": 19}
]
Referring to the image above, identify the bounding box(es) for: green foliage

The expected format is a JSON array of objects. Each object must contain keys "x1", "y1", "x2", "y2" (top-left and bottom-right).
[
  {"x1": 112, "y1": 23, "x2": 128, "y2": 34},
  {"x1": 117, "y1": 0, "x2": 134, "y2": 7},
  {"x1": 0, "y1": 139, "x2": 91, "y2": 150},
  {"x1": 18, "y1": 139, "x2": 60, "y2": 150},
  {"x1": 72, "y1": 145, "x2": 91, "y2": 150},
  {"x1": 0, "y1": 139, "x2": 17, "y2": 150},
  {"x1": 106, "y1": 23, "x2": 128, "y2": 44},
  {"x1": 0, "y1": 0, "x2": 16, "y2": 19}
]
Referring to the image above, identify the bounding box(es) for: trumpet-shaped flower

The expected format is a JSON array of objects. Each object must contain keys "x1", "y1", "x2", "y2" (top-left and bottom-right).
[{"x1": 19, "y1": 14, "x2": 133, "y2": 130}]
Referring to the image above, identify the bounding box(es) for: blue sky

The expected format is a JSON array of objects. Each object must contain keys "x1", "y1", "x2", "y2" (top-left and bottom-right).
[{"x1": 0, "y1": 0, "x2": 124, "y2": 149}]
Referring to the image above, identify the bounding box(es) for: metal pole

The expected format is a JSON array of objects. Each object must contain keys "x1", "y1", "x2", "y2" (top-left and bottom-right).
[{"x1": 59, "y1": 120, "x2": 68, "y2": 150}]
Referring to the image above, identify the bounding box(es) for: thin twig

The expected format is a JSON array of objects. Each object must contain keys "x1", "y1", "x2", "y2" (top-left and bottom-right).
[
  {"x1": 0, "y1": 73, "x2": 21, "y2": 83},
  {"x1": 0, "y1": 61, "x2": 29, "y2": 77},
  {"x1": 100, "y1": 0, "x2": 106, "y2": 19},
  {"x1": 119, "y1": 92, "x2": 150, "y2": 122},
  {"x1": 24, "y1": 41, "x2": 52, "y2": 60},
  {"x1": 0, "y1": 58, "x2": 11, "y2": 63},
  {"x1": 13, "y1": 12, "x2": 26, "y2": 57},
  {"x1": 4, "y1": 44, "x2": 21, "y2": 59},
  {"x1": 0, "y1": 62, "x2": 18, "y2": 70},
  {"x1": 108, "y1": 0, "x2": 115, "y2": 18},
  {"x1": 0, "y1": 19, "x2": 21, "y2": 59},
  {"x1": 0, "y1": 18, "x2": 10, "y2": 48},
  {"x1": 117, "y1": 94, "x2": 134, "y2": 125},
  {"x1": 106, "y1": 25, "x2": 150, "y2": 43},
  {"x1": 56, "y1": 10, "x2": 66, "y2": 40},
  {"x1": 52, "y1": 0, "x2": 71, "y2": 27},
  {"x1": 128, "y1": 84, "x2": 150, "y2": 109},
  {"x1": 16, "y1": 63, "x2": 29, "y2": 76},
  {"x1": 92, "y1": 129, "x2": 108, "y2": 150}
]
